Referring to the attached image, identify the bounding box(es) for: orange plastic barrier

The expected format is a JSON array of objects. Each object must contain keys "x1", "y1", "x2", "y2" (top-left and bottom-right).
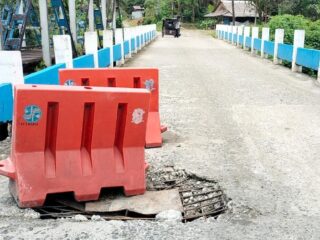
[
  {"x1": 0, "y1": 85, "x2": 150, "y2": 208},
  {"x1": 59, "y1": 68, "x2": 167, "y2": 148}
]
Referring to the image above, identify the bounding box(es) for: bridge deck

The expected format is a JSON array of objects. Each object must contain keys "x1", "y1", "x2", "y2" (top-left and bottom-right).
[
  {"x1": 125, "y1": 30, "x2": 320, "y2": 238},
  {"x1": 0, "y1": 30, "x2": 319, "y2": 239}
]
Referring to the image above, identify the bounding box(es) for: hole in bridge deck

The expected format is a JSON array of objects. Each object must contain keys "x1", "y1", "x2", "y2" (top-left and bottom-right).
[{"x1": 33, "y1": 167, "x2": 229, "y2": 222}]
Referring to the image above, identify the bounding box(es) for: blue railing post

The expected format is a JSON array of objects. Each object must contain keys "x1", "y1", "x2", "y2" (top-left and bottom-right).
[
  {"x1": 237, "y1": 26, "x2": 243, "y2": 47},
  {"x1": 243, "y1": 27, "x2": 250, "y2": 50},
  {"x1": 292, "y1": 30, "x2": 305, "y2": 73},
  {"x1": 273, "y1": 29, "x2": 284, "y2": 64},
  {"x1": 251, "y1": 27, "x2": 259, "y2": 54},
  {"x1": 261, "y1": 28, "x2": 270, "y2": 58}
]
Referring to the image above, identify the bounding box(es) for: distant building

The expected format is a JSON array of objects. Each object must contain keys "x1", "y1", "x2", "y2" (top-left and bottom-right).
[
  {"x1": 205, "y1": 1, "x2": 259, "y2": 25},
  {"x1": 132, "y1": 6, "x2": 144, "y2": 20}
]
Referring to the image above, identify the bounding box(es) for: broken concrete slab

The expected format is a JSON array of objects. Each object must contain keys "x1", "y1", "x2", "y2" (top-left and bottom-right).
[
  {"x1": 155, "y1": 210, "x2": 183, "y2": 222},
  {"x1": 85, "y1": 189, "x2": 183, "y2": 215}
]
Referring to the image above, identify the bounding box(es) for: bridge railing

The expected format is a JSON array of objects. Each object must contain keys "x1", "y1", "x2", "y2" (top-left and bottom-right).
[
  {"x1": 216, "y1": 24, "x2": 320, "y2": 81},
  {"x1": 0, "y1": 24, "x2": 157, "y2": 125}
]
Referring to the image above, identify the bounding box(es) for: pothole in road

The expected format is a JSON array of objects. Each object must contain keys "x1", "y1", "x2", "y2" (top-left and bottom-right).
[
  {"x1": 33, "y1": 167, "x2": 229, "y2": 222},
  {"x1": 147, "y1": 166, "x2": 229, "y2": 221}
]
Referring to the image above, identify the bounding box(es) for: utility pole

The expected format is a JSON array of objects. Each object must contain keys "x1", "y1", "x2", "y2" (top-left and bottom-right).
[
  {"x1": 101, "y1": 0, "x2": 107, "y2": 30},
  {"x1": 112, "y1": 0, "x2": 116, "y2": 31},
  {"x1": 111, "y1": 0, "x2": 116, "y2": 45},
  {"x1": 68, "y1": 0, "x2": 77, "y2": 42},
  {"x1": 0, "y1": 21, "x2": 3, "y2": 50},
  {"x1": 231, "y1": 0, "x2": 235, "y2": 26},
  {"x1": 172, "y1": 0, "x2": 174, "y2": 16},
  {"x1": 156, "y1": 0, "x2": 160, "y2": 17},
  {"x1": 88, "y1": 0, "x2": 94, "y2": 31},
  {"x1": 39, "y1": 0, "x2": 51, "y2": 66}
]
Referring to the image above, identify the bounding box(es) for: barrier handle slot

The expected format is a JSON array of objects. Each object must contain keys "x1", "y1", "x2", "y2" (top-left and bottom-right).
[{"x1": 134, "y1": 77, "x2": 141, "y2": 88}]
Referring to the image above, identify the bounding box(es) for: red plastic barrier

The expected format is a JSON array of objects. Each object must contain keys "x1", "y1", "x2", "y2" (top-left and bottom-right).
[
  {"x1": 0, "y1": 85, "x2": 150, "y2": 208},
  {"x1": 59, "y1": 68, "x2": 166, "y2": 148}
]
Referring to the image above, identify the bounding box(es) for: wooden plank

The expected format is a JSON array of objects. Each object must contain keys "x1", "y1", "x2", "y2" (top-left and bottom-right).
[
  {"x1": 85, "y1": 189, "x2": 183, "y2": 215},
  {"x1": 21, "y1": 48, "x2": 54, "y2": 65}
]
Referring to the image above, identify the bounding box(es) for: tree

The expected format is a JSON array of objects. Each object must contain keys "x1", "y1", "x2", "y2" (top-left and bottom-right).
[
  {"x1": 141, "y1": 0, "x2": 216, "y2": 23},
  {"x1": 279, "y1": 0, "x2": 320, "y2": 20},
  {"x1": 231, "y1": 0, "x2": 235, "y2": 25},
  {"x1": 247, "y1": 0, "x2": 284, "y2": 22},
  {"x1": 248, "y1": 0, "x2": 320, "y2": 22},
  {"x1": 144, "y1": 0, "x2": 158, "y2": 23}
]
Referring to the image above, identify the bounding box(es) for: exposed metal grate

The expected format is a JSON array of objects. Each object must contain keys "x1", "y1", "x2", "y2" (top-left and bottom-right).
[
  {"x1": 147, "y1": 166, "x2": 228, "y2": 221},
  {"x1": 180, "y1": 187, "x2": 227, "y2": 221}
]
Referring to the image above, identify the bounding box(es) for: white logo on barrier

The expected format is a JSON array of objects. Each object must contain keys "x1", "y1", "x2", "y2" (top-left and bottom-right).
[
  {"x1": 132, "y1": 108, "x2": 145, "y2": 125},
  {"x1": 64, "y1": 80, "x2": 75, "y2": 86},
  {"x1": 144, "y1": 79, "x2": 155, "y2": 92},
  {"x1": 23, "y1": 105, "x2": 42, "y2": 123}
]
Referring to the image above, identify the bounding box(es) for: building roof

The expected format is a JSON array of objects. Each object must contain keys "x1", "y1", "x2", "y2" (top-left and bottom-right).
[
  {"x1": 205, "y1": 1, "x2": 258, "y2": 18},
  {"x1": 132, "y1": 6, "x2": 144, "y2": 11}
]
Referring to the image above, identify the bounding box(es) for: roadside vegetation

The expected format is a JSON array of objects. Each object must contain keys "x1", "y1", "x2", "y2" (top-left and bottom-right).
[
  {"x1": 1, "y1": 1, "x2": 318, "y2": 49},
  {"x1": 267, "y1": 15, "x2": 320, "y2": 50},
  {"x1": 127, "y1": 0, "x2": 320, "y2": 29},
  {"x1": 127, "y1": 1, "x2": 320, "y2": 50}
]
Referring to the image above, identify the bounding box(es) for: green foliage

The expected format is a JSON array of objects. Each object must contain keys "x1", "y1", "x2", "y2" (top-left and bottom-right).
[
  {"x1": 207, "y1": 4, "x2": 215, "y2": 14},
  {"x1": 142, "y1": 0, "x2": 158, "y2": 24},
  {"x1": 248, "y1": 0, "x2": 320, "y2": 21},
  {"x1": 268, "y1": 15, "x2": 309, "y2": 43},
  {"x1": 196, "y1": 19, "x2": 217, "y2": 30},
  {"x1": 116, "y1": 17, "x2": 123, "y2": 28},
  {"x1": 25, "y1": 30, "x2": 41, "y2": 47},
  {"x1": 76, "y1": 43, "x2": 84, "y2": 56},
  {"x1": 35, "y1": 60, "x2": 46, "y2": 72},
  {"x1": 159, "y1": 0, "x2": 174, "y2": 19},
  {"x1": 141, "y1": 0, "x2": 216, "y2": 24},
  {"x1": 278, "y1": 0, "x2": 320, "y2": 21},
  {"x1": 307, "y1": 20, "x2": 320, "y2": 50},
  {"x1": 140, "y1": 0, "x2": 319, "y2": 27},
  {"x1": 268, "y1": 14, "x2": 320, "y2": 49}
]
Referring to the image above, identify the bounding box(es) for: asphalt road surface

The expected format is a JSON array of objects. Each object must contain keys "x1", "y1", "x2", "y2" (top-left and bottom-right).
[{"x1": 0, "y1": 29, "x2": 319, "y2": 239}]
